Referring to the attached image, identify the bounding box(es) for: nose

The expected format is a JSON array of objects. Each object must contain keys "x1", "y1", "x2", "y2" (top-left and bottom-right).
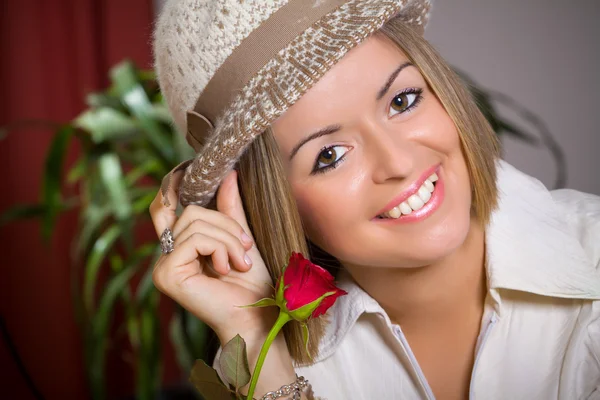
[{"x1": 364, "y1": 121, "x2": 416, "y2": 184}]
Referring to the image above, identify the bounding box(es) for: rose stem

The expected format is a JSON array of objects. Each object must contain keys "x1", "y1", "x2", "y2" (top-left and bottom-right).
[{"x1": 245, "y1": 311, "x2": 292, "y2": 400}]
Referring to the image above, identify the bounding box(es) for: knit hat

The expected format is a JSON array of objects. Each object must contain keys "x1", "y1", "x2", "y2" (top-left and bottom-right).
[{"x1": 154, "y1": 0, "x2": 433, "y2": 207}]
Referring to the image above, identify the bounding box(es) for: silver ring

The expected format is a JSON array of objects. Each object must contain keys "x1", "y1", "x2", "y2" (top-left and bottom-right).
[{"x1": 160, "y1": 228, "x2": 175, "y2": 254}]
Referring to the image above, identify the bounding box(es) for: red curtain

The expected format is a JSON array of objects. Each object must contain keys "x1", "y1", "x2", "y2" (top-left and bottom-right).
[{"x1": 0, "y1": 1, "x2": 179, "y2": 399}]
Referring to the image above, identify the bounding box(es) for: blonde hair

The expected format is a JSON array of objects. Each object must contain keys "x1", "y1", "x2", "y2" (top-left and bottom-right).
[{"x1": 236, "y1": 15, "x2": 500, "y2": 366}]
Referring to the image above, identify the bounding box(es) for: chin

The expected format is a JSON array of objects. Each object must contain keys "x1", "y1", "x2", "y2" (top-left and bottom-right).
[
  {"x1": 407, "y1": 227, "x2": 469, "y2": 267},
  {"x1": 411, "y1": 207, "x2": 472, "y2": 263},
  {"x1": 363, "y1": 207, "x2": 473, "y2": 269}
]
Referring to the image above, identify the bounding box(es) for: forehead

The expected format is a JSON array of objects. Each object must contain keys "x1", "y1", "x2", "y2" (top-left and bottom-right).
[{"x1": 271, "y1": 35, "x2": 410, "y2": 136}]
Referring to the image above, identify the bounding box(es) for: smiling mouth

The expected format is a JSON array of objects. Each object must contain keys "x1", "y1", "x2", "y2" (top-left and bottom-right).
[{"x1": 377, "y1": 172, "x2": 439, "y2": 219}]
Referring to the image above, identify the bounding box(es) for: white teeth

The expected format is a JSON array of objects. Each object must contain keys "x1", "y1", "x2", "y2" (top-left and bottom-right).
[
  {"x1": 388, "y1": 206, "x2": 402, "y2": 219},
  {"x1": 407, "y1": 194, "x2": 425, "y2": 211},
  {"x1": 399, "y1": 202, "x2": 412, "y2": 215},
  {"x1": 418, "y1": 186, "x2": 431, "y2": 203},
  {"x1": 424, "y1": 179, "x2": 434, "y2": 193},
  {"x1": 379, "y1": 172, "x2": 440, "y2": 219}
]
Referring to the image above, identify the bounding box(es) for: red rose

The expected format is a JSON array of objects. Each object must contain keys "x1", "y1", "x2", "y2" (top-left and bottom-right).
[
  {"x1": 276, "y1": 252, "x2": 347, "y2": 320},
  {"x1": 239, "y1": 252, "x2": 348, "y2": 398}
]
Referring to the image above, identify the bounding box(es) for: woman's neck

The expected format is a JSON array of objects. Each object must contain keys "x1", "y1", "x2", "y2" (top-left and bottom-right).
[{"x1": 344, "y1": 217, "x2": 487, "y2": 332}]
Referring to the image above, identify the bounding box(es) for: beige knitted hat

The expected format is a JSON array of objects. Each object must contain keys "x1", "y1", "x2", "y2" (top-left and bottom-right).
[{"x1": 154, "y1": 0, "x2": 433, "y2": 207}]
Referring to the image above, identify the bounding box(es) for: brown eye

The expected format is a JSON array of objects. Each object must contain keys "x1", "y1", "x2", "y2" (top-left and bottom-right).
[
  {"x1": 318, "y1": 147, "x2": 337, "y2": 166},
  {"x1": 314, "y1": 145, "x2": 349, "y2": 173},
  {"x1": 388, "y1": 90, "x2": 421, "y2": 117}
]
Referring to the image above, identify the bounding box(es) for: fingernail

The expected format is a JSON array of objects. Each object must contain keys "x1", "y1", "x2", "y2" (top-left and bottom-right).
[
  {"x1": 244, "y1": 254, "x2": 253, "y2": 266},
  {"x1": 226, "y1": 263, "x2": 231, "y2": 272},
  {"x1": 241, "y1": 232, "x2": 252, "y2": 245}
]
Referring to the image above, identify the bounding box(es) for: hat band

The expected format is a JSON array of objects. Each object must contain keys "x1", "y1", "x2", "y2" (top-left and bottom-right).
[{"x1": 186, "y1": 0, "x2": 350, "y2": 151}]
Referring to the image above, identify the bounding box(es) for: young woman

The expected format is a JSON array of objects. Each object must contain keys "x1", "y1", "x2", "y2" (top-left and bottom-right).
[{"x1": 150, "y1": 1, "x2": 600, "y2": 399}]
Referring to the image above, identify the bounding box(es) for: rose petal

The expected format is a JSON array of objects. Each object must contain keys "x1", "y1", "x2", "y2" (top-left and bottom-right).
[
  {"x1": 282, "y1": 253, "x2": 347, "y2": 315},
  {"x1": 311, "y1": 288, "x2": 348, "y2": 318}
]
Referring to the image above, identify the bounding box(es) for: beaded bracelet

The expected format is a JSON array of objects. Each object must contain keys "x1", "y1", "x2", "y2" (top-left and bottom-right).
[{"x1": 260, "y1": 375, "x2": 309, "y2": 400}]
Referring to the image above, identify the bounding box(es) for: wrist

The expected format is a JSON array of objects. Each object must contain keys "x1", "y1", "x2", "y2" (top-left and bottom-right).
[
  {"x1": 217, "y1": 307, "x2": 280, "y2": 348},
  {"x1": 242, "y1": 327, "x2": 296, "y2": 397}
]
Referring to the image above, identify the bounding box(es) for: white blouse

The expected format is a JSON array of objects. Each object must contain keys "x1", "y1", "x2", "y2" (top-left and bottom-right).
[{"x1": 216, "y1": 161, "x2": 600, "y2": 399}]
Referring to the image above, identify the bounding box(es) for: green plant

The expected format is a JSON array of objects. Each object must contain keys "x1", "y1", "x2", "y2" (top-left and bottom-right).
[
  {"x1": 1, "y1": 61, "x2": 205, "y2": 400},
  {"x1": 0, "y1": 60, "x2": 563, "y2": 400}
]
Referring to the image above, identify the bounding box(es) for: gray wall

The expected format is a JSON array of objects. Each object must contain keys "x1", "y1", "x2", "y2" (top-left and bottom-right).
[
  {"x1": 153, "y1": 0, "x2": 600, "y2": 194},
  {"x1": 425, "y1": 0, "x2": 599, "y2": 194}
]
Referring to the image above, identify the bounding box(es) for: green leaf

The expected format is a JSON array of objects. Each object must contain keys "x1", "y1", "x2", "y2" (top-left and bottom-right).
[
  {"x1": 87, "y1": 261, "x2": 137, "y2": 400},
  {"x1": 85, "y1": 92, "x2": 126, "y2": 111},
  {"x1": 93, "y1": 264, "x2": 138, "y2": 336},
  {"x1": 190, "y1": 359, "x2": 235, "y2": 400},
  {"x1": 109, "y1": 253, "x2": 124, "y2": 272},
  {"x1": 110, "y1": 62, "x2": 174, "y2": 161},
  {"x1": 132, "y1": 190, "x2": 157, "y2": 215},
  {"x1": 171, "y1": 307, "x2": 209, "y2": 373},
  {"x1": 147, "y1": 103, "x2": 175, "y2": 124},
  {"x1": 87, "y1": 243, "x2": 157, "y2": 399},
  {"x1": 138, "y1": 298, "x2": 162, "y2": 400},
  {"x1": 135, "y1": 247, "x2": 162, "y2": 304},
  {"x1": 75, "y1": 107, "x2": 138, "y2": 143},
  {"x1": 287, "y1": 291, "x2": 336, "y2": 322},
  {"x1": 140, "y1": 305, "x2": 157, "y2": 360},
  {"x1": 66, "y1": 157, "x2": 87, "y2": 184},
  {"x1": 76, "y1": 203, "x2": 111, "y2": 257},
  {"x1": 169, "y1": 307, "x2": 210, "y2": 375},
  {"x1": 124, "y1": 242, "x2": 158, "y2": 299},
  {"x1": 123, "y1": 243, "x2": 156, "y2": 350},
  {"x1": 124, "y1": 158, "x2": 162, "y2": 187},
  {"x1": 138, "y1": 69, "x2": 156, "y2": 82},
  {"x1": 236, "y1": 297, "x2": 277, "y2": 309},
  {"x1": 170, "y1": 311, "x2": 195, "y2": 373},
  {"x1": 0, "y1": 204, "x2": 46, "y2": 226},
  {"x1": 174, "y1": 130, "x2": 195, "y2": 163},
  {"x1": 83, "y1": 224, "x2": 121, "y2": 313},
  {"x1": 0, "y1": 199, "x2": 78, "y2": 228},
  {"x1": 219, "y1": 334, "x2": 251, "y2": 391},
  {"x1": 98, "y1": 153, "x2": 132, "y2": 222},
  {"x1": 301, "y1": 323, "x2": 312, "y2": 361},
  {"x1": 41, "y1": 125, "x2": 74, "y2": 240},
  {"x1": 126, "y1": 306, "x2": 140, "y2": 349},
  {"x1": 184, "y1": 312, "x2": 208, "y2": 360}
]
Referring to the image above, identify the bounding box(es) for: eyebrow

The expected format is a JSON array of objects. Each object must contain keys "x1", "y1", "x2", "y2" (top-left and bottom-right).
[
  {"x1": 288, "y1": 61, "x2": 414, "y2": 161},
  {"x1": 289, "y1": 124, "x2": 341, "y2": 161},
  {"x1": 376, "y1": 61, "x2": 414, "y2": 100}
]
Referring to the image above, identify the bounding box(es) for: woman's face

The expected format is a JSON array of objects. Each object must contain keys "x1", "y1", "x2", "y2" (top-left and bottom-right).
[{"x1": 271, "y1": 34, "x2": 473, "y2": 269}]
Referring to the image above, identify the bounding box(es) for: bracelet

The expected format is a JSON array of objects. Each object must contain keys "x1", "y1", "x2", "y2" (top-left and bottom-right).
[{"x1": 260, "y1": 375, "x2": 309, "y2": 400}]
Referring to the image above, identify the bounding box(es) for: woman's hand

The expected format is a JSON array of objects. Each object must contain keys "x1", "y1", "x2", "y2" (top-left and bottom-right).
[
  {"x1": 150, "y1": 170, "x2": 304, "y2": 397},
  {"x1": 149, "y1": 169, "x2": 277, "y2": 345}
]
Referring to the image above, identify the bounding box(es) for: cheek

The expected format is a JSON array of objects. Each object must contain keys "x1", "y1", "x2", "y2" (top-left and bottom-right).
[
  {"x1": 291, "y1": 179, "x2": 360, "y2": 248},
  {"x1": 420, "y1": 99, "x2": 462, "y2": 154},
  {"x1": 293, "y1": 186, "x2": 339, "y2": 244}
]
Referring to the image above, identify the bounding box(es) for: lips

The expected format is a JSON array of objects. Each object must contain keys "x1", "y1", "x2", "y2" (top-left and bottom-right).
[
  {"x1": 379, "y1": 172, "x2": 439, "y2": 218},
  {"x1": 375, "y1": 165, "x2": 441, "y2": 219}
]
